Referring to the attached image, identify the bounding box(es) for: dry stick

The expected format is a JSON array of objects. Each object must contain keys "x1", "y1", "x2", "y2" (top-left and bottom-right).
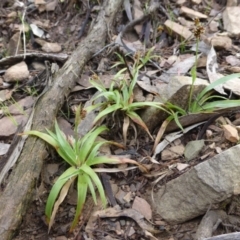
[{"x1": 0, "y1": 0, "x2": 123, "y2": 239}]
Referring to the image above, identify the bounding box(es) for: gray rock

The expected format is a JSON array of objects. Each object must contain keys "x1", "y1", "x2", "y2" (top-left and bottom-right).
[
  {"x1": 152, "y1": 145, "x2": 240, "y2": 224},
  {"x1": 184, "y1": 140, "x2": 205, "y2": 161}
]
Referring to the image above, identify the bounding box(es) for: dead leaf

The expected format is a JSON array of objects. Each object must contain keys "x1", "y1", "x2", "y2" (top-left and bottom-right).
[
  {"x1": 206, "y1": 46, "x2": 226, "y2": 95},
  {"x1": 124, "y1": 0, "x2": 132, "y2": 21},
  {"x1": 0, "y1": 143, "x2": 10, "y2": 156}
]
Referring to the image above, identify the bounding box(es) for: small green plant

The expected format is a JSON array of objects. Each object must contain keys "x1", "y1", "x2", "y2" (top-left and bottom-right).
[
  {"x1": 189, "y1": 73, "x2": 240, "y2": 112},
  {"x1": 22, "y1": 121, "x2": 145, "y2": 232},
  {"x1": 86, "y1": 57, "x2": 169, "y2": 145}
]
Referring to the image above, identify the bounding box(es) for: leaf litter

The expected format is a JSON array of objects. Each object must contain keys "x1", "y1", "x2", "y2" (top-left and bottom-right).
[{"x1": 1, "y1": 0, "x2": 240, "y2": 239}]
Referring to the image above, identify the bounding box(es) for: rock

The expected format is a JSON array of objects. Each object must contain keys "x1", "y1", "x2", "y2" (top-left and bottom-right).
[
  {"x1": 191, "y1": 0, "x2": 201, "y2": 4},
  {"x1": 0, "y1": 114, "x2": 29, "y2": 137},
  {"x1": 35, "y1": 38, "x2": 62, "y2": 53},
  {"x1": 3, "y1": 61, "x2": 29, "y2": 82},
  {"x1": 8, "y1": 96, "x2": 34, "y2": 115},
  {"x1": 42, "y1": 42, "x2": 61, "y2": 53},
  {"x1": 184, "y1": 140, "x2": 205, "y2": 161},
  {"x1": 223, "y1": 7, "x2": 240, "y2": 36},
  {"x1": 152, "y1": 144, "x2": 240, "y2": 224},
  {"x1": 164, "y1": 20, "x2": 193, "y2": 40},
  {"x1": 140, "y1": 76, "x2": 208, "y2": 133},
  {"x1": 208, "y1": 20, "x2": 219, "y2": 32},
  {"x1": 55, "y1": 236, "x2": 67, "y2": 240},
  {"x1": 132, "y1": 196, "x2": 152, "y2": 221},
  {"x1": 31, "y1": 61, "x2": 46, "y2": 71},
  {"x1": 176, "y1": 163, "x2": 189, "y2": 171},
  {"x1": 8, "y1": 32, "x2": 22, "y2": 55},
  {"x1": 177, "y1": 0, "x2": 187, "y2": 4},
  {"x1": 161, "y1": 145, "x2": 185, "y2": 161},
  {"x1": 180, "y1": 6, "x2": 208, "y2": 19},
  {"x1": 0, "y1": 143, "x2": 10, "y2": 156},
  {"x1": 123, "y1": 192, "x2": 132, "y2": 203},
  {"x1": 222, "y1": 124, "x2": 239, "y2": 143},
  {"x1": 115, "y1": 189, "x2": 127, "y2": 205},
  {"x1": 128, "y1": 227, "x2": 135, "y2": 237},
  {"x1": 207, "y1": 35, "x2": 232, "y2": 50}
]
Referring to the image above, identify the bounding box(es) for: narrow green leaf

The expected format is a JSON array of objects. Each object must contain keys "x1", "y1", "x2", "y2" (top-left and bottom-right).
[
  {"x1": 197, "y1": 73, "x2": 240, "y2": 101},
  {"x1": 45, "y1": 166, "x2": 79, "y2": 220},
  {"x1": 80, "y1": 164, "x2": 107, "y2": 207},
  {"x1": 23, "y1": 130, "x2": 58, "y2": 148},
  {"x1": 70, "y1": 172, "x2": 88, "y2": 231},
  {"x1": 83, "y1": 174, "x2": 97, "y2": 204},
  {"x1": 93, "y1": 104, "x2": 121, "y2": 123},
  {"x1": 54, "y1": 120, "x2": 76, "y2": 164},
  {"x1": 87, "y1": 155, "x2": 120, "y2": 166},
  {"x1": 199, "y1": 100, "x2": 240, "y2": 111},
  {"x1": 79, "y1": 126, "x2": 108, "y2": 165},
  {"x1": 85, "y1": 141, "x2": 107, "y2": 164},
  {"x1": 89, "y1": 80, "x2": 106, "y2": 92}
]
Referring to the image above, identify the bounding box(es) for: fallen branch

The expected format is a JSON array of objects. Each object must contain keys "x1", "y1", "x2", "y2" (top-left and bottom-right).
[{"x1": 0, "y1": 0, "x2": 123, "y2": 239}]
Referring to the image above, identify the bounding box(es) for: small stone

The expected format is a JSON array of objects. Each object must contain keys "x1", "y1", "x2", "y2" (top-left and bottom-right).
[
  {"x1": 191, "y1": 0, "x2": 201, "y2": 4},
  {"x1": 115, "y1": 189, "x2": 127, "y2": 205},
  {"x1": 208, "y1": 35, "x2": 232, "y2": 50},
  {"x1": 55, "y1": 237, "x2": 67, "y2": 240},
  {"x1": 128, "y1": 227, "x2": 135, "y2": 237},
  {"x1": 4, "y1": 61, "x2": 29, "y2": 82},
  {"x1": 180, "y1": 6, "x2": 208, "y2": 19},
  {"x1": 123, "y1": 192, "x2": 132, "y2": 203},
  {"x1": 164, "y1": 20, "x2": 193, "y2": 40},
  {"x1": 130, "y1": 184, "x2": 136, "y2": 192},
  {"x1": 42, "y1": 42, "x2": 62, "y2": 53},
  {"x1": 132, "y1": 196, "x2": 152, "y2": 221},
  {"x1": 176, "y1": 163, "x2": 189, "y2": 171},
  {"x1": 222, "y1": 124, "x2": 239, "y2": 143},
  {"x1": 206, "y1": 129, "x2": 213, "y2": 138},
  {"x1": 120, "y1": 219, "x2": 126, "y2": 226},
  {"x1": 184, "y1": 140, "x2": 205, "y2": 161},
  {"x1": 223, "y1": 7, "x2": 240, "y2": 36},
  {"x1": 161, "y1": 145, "x2": 185, "y2": 161}
]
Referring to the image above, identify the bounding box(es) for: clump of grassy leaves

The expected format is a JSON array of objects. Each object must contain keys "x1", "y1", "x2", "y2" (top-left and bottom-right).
[
  {"x1": 154, "y1": 19, "x2": 240, "y2": 150},
  {"x1": 22, "y1": 119, "x2": 146, "y2": 232},
  {"x1": 86, "y1": 50, "x2": 176, "y2": 145}
]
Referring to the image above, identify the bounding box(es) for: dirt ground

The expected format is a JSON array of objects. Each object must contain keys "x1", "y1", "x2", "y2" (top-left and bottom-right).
[{"x1": 1, "y1": 0, "x2": 240, "y2": 239}]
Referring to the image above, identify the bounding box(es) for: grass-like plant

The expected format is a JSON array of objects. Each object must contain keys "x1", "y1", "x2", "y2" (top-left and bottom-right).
[
  {"x1": 22, "y1": 121, "x2": 145, "y2": 232},
  {"x1": 86, "y1": 63, "x2": 170, "y2": 145},
  {"x1": 189, "y1": 73, "x2": 240, "y2": 112},
  {"x1": 153, "y1": 73, "x2": 240, "y2": 151}
]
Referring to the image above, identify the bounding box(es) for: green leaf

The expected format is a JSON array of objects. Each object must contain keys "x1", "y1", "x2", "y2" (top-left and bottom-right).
[
  {"x1": 79, "y1": 126, "x2": 108, "y2": 165},
  {"x1": 85, "y1": 141, "x2": 108, "y2": 163},
  {"x1": 70, "y1": 172, "x2": 88, "y2": 231},
  {"x1": 89, "y1": 79, "x2": 106, "y2": 92},
  {"x1": 23, "y1": 130, "x2": 58, "y2": 148},
  {"x1": 198, "y1": 100, "x2": 240, "y2": 111},
  {"x1": 84, "y1": 174, "x2": 97, "y2": 204},
  {"x1": 81, "y1": 164, "x2": 107, "y2": 207},
  {"x1": 196, "y1": 73, "x2": 240, "y2": 102},
  {"x1": 45, "y1": 166, "x2": 79, "y2": 221},
  {"x1": 53, "y1": 120, "x2": 76, "y2": 165},
  {"x1": 93, "y1": 104, "x2": 121, "y2": 123},
  {"x1": 86, "y1": 155, "x2": 120, "y2": 166}
]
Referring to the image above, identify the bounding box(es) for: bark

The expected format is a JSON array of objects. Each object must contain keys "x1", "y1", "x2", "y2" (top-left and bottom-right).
[{"x1": 0, "y1": 0, "x2": 123, "y2": 239}]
